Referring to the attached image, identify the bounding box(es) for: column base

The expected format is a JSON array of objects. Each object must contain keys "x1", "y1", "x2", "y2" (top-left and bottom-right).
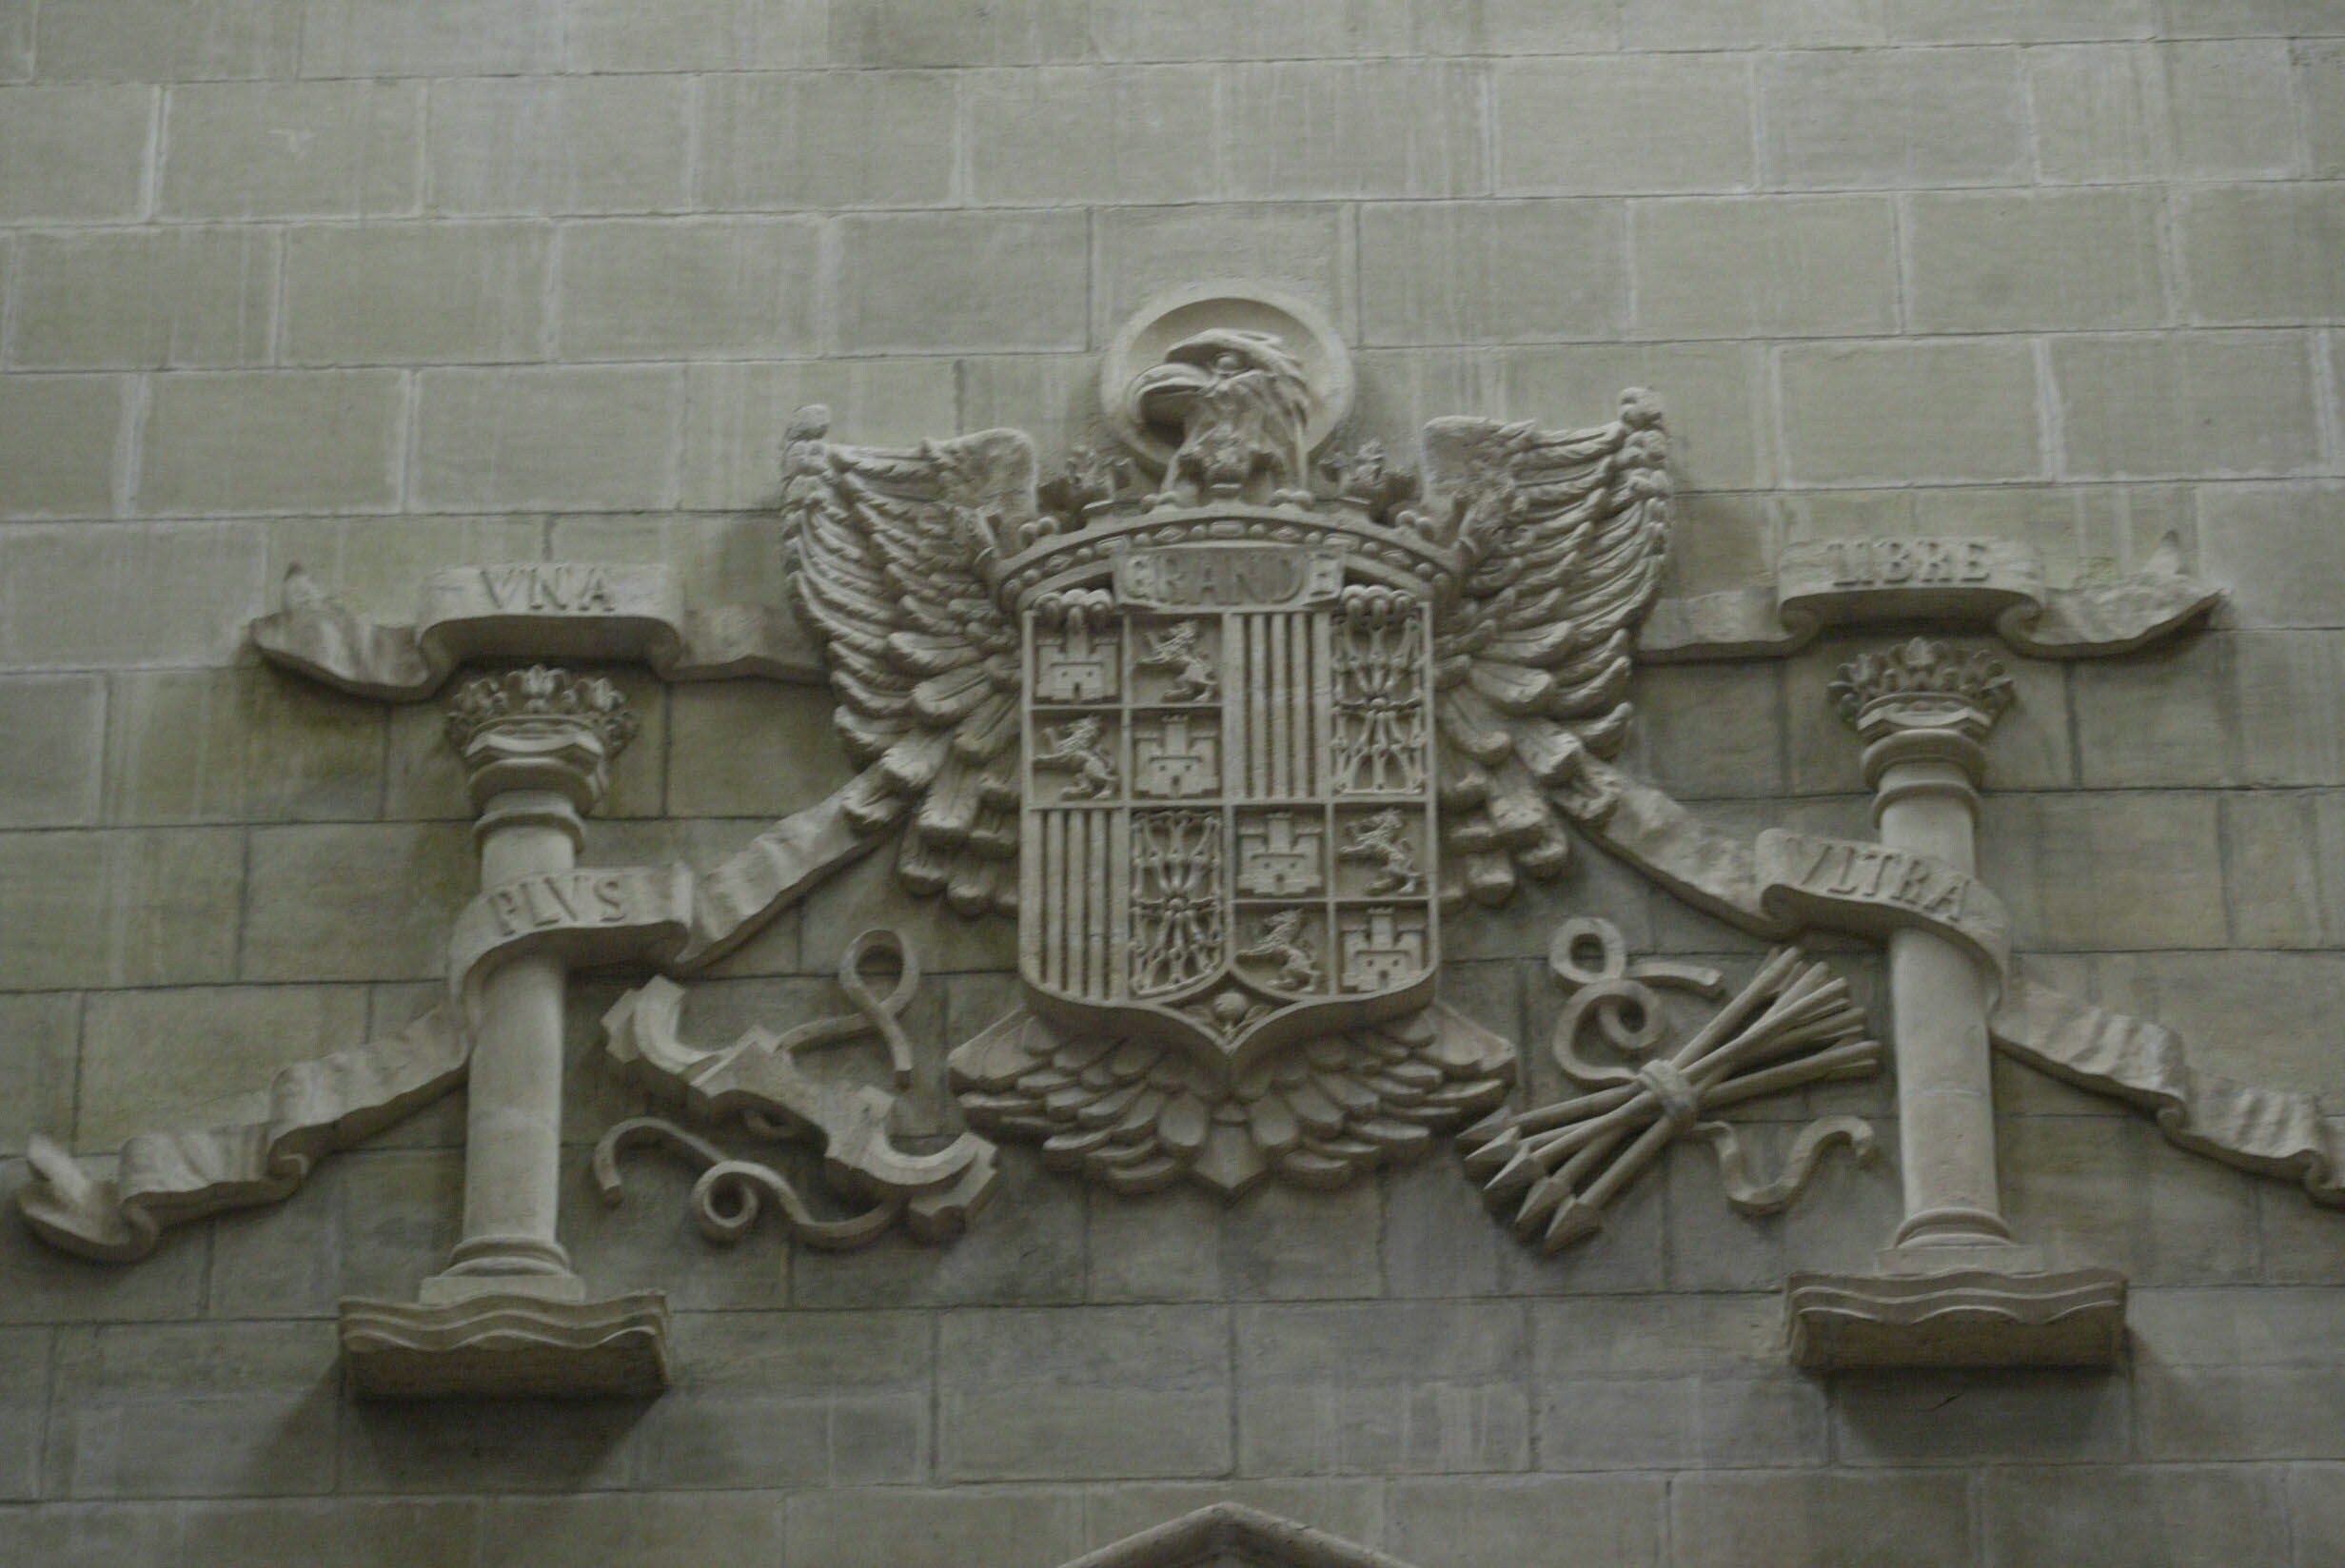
[
  {"x1": 339, "y1": 1290, "x2": 671, "y2": 1399},
  {"x1": 1784, "y1": 1264, "x2": 2126, "y2": 1370}
]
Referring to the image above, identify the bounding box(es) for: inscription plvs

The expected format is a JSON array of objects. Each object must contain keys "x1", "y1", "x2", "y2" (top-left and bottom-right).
[{"x1": 483, "y1": 871, "x2": 635, "y2": 939}]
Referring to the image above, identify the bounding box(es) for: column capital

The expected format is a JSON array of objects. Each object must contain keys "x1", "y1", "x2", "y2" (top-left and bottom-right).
[
  {"x1": 1831, "y1": 637, "x2": 2012, "y2": 793},
  {"x1": 445, "y1": 665, "x2": 637, "y2": 821}
]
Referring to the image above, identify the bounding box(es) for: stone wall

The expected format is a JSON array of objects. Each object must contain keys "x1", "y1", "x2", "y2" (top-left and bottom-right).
[{"x1": 3, "y1": 2, "x2": 2343, "y2": 1563}]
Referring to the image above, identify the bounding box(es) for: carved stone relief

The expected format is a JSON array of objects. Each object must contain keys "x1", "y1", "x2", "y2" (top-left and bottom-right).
[{"x1": 14, "y1": 285, "x2": 2338, "y2": 1393}]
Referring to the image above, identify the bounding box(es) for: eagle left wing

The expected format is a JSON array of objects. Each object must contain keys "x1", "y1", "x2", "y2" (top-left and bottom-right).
[
  {"x1": 784, "y1": 408, "x2": 1036, "y2": 916},
  {"x1": 1417, "y1": 390, "x2": 1671, "y2": 908}
]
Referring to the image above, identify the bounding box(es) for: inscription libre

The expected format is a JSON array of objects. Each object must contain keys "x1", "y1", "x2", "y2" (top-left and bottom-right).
[{"x1": 1822, "y1": 537, "x2": 1998, "y2": 589}]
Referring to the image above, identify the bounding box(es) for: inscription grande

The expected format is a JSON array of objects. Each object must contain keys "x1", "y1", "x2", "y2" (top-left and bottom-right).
[{"x1": 1114, "y1": 545, "x2": 1345, "y2": 611}]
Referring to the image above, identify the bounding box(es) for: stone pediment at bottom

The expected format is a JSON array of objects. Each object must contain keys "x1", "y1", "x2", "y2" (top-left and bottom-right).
[{"x1": 1055, "y1": 1503, "x2": 1429, "y2": 1568}]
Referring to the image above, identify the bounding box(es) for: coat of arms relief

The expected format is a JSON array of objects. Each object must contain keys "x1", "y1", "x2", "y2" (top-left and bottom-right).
[
  {"x1": 14, "y1": 287, "x2": 2337, "y2": 1396},
  {"x1": 789, "y1": 322, "x2": 1671, "y2": 1199}
]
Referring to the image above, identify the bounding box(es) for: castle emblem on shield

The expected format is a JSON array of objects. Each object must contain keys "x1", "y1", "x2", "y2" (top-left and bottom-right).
[{"x1": 784, "y1": 297, "x2": 1673, "y2": 1195}]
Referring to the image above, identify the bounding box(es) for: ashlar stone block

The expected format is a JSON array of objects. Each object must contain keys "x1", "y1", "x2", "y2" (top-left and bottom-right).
[
  {"x1": 32, "y1": 0, "x2": 305, "y2": 81},
  {"x1": 1234, "y1": 1302, "x2": 1530, "y2": 1476},
  {"x1": 1906, "y1": 187, "x2": 2169, "y2": 332},
  {"x1": 1622, "y1": 0, "x2": 1888, "y2": 49},
  {"x1": 414, "y1": 365, "x2": 680, "y2": 511},
  {"x1": 1673, "y1": 1473, "x2": 1973, "y2": 1567},
  {"x1": 937, "y1": 1306, "x2": 1231, "y2": 1480},
  {"x1": 2306, "y1": 41, "x2": 2345, "y2": 177},
  {"x1": 2000, "y1": 1116, "x2": 2258, "y2": 1285},
  {"x1": 76, "y1": 983, "x2": 371, "y2": 1152},
  {"x1": 1223, "y1": 61, "x2": 1485, "y2": 199},
  {"x1": 1761, "y1": 48, "x2": 2028, "y2": 188},
  {"x1": 1093, "y1": 204, "x2": 1355, "y2": 349},
  {"x1": 2166, "y1": 38, "x2": 2307, "y2": 178},
  {"x1": 0, "y1": 374, "x2": 123, "y2": 518},
  {"x1": 787, "y1": 1488, "x2": 1085, "y2": 1568},
  {"x1": 1386, "y1": 1476, "x2": 1665, "y2": 1568},
  {"x1": 2181, "y1": 185, "x2": 2345, "y2": 325},
  {"x1": 1632, "y1": 195, "x2": 1897, "y2": 339},
  {"x1": 1888, "y1": 0, "x2": 2156, "y2": 42},
  {"x1": 833, "y1": 210, "x2": 1089, "y2": 353},
  {"x1": 0, "y1": 827, "x2": 244, "y2": 990},
  {"x1": 1828, "y1": 1367, "x2": 2132, "y2": 1463},
  {"x1": 161, "y1": 81, "x2": 422, "y2": 220},
  {"x1": 698, "y1": 70, "x2": 953, "y2": 212},
  {"x1": 556, "y1": 219, "x2": 819, "y2": 361},
  {"x1": 45, "y1": 1320, "x2": 340, "y2": 1499},
  {"x1": 0, "y1": 675, "x2": 104, "y2": 827},
  {"x1": 2029, "y1": 42, "x2": 2171, "y2": 184},
  {"x1": 0, "y1": 0, "x2": 28, "y2": 79},
  {"x1": 1981, "y1": 1464, "x2": 2290, "y2": 1567},
  {"x1": 0, "y1": 993, "x2": 76, "y2": 1157},
  {"x1": 175, "y1": 1499, "x2": 483, "y2": 1568},
  {"x1": 0, "y1": 85, "x2": 151, "y2": 221},
  {"x1": 829, "y1": 0, "x2": 1092, "y2": 67},
  {"x1": 2236, "y1": 629, "x2": 2345, "y2": 785},
  {"x1": 239, "y1": 821, "x2": 474, "y2": 982},
  {"x1": 141, "y1": 370, "x2": 404, "y2": 514},
  {"x1": 0, "y1": 1325, "x2": 45, "y2": 1500},
  {"x1": 2070, "y1": 633, "x2": 2238, "y2": 789},
  {"x1": 2161, "y1": 0, "x2": 2345, "y2": 36},
  {"x1": 2196, "y1": 480, "x2": 2345, "y2": 629},
  {"x1": 967, "y1": 66, "x2": 1218, "y2": 206},
  {"x1": 1496, "y1": 55, "x2": 1755, "y2": 195},
  {"x1": 1780, "y1": 340, "x2": 2043, "y2": 485},
  {"x1": 106, "y1": 667, "x2": 383, "y2": 824},
  {"x1": 1359, "y1": 200, "x2": 1627, "y2": 347},
  {"x1": 284, "y1": 222, "x2": 550, "y2": 365},
  {"x1": 2218, "y1": 791, "x2": 2345, "y2": 949},
  {"x1": 1088, "y1": 1178, "x2": 1381, "y2": 1303},
  {"x1": 623, "y1": 1311, "x2": 930, "y2": 1488},
  {"x1": 1978, "y1": 791, "x2": 2227, "y2": 950},
  {"x1": 2052, "y1": 332, "x2": 2324, "y2": 480},
  {"x1": 565, "y1": 0, "x2": 822, "y2": 72},
  {"x1": 7, "y1": 227, "x2": 278, "y2": 370},
  {"x1": 296, "y1": 0, "x2": 563, "y2": 78},
  {"x1": 477, "y1": 1493, "x2": 783, "y2": 1568},
  {"x1": 427, "y1": 77, "x2": 691, "y2": 217}
]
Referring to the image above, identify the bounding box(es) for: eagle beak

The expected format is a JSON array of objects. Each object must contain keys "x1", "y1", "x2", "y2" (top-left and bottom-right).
[{"x1": 1129, "y1": 360, "x2": 1209, "y2": 427}]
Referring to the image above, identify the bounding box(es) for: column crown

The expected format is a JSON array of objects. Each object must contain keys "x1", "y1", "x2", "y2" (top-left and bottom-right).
[
  {"x1": 445, "y1": 665, "x2": 636, "y2": 817},
  {"x1": 1831, "y1": 637, "x2": 2014, "y2": 742}
]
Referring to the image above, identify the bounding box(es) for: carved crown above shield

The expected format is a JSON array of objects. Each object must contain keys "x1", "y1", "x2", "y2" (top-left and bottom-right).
[{"x1": 782, "y1": 288, "x2": 1671, "y2": 1197}]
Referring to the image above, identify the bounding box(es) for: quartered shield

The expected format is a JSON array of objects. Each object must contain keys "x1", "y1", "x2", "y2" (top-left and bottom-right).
[{"x1": 1019, "y1": 540, "x2": 1440, "y2": 1066}]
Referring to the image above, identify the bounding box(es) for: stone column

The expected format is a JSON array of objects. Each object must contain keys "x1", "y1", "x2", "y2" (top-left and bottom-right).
[
  {"x1": 1839, "y1": 642, "x2": 2021, "y2": 1261},
  {"x1": 1784, "y1": 638, "x2": 2125, "y2": 1369},
  {"x1": 339, "y1": 666, "x2": 671, "y2": 1398},
  {"x1": 425, "y1": 667, "x2": 633, "y2": 1300}
]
